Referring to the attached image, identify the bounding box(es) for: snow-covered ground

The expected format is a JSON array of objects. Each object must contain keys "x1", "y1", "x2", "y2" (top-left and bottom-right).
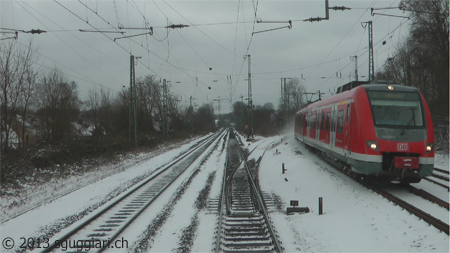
[
  {"x1": 0, "y1": 131, "x2": 448, "y2": 252},
  {"x1": 254, "y1": 135, "x2": 449, "y2": 252}
]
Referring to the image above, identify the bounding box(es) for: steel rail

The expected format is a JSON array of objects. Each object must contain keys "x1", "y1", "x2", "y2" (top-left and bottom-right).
[
  {"x1": 423, "y1": 177, "x2": 450, "y2": 191},
  {"x1": 241, "y1": 149, "x2": 283, "y2": 252},
  {"x1": 215, "y1": 130, "x2": 230, "y2": 252},
  {"x1": 406, "y1": 185, "x2": 449, "y2": 210},
  {"x1": 431, "y1": 173, "x2": 449, "y2": 182},
  {"x1": 216, "y1": 130, "x2": 278, "y2": 252},
  {"x1": 366, "y1": 181, "x2": 449, "y2": 235},
  {"x1": 43, "y1": 131, "x2": 224, "y2": 253},
  {"x1": 318, "y1": 153, "x2": 449, "y2": 235},
  {"x1": 434, "y1": 168, "x2": 449, "y2": 175}
]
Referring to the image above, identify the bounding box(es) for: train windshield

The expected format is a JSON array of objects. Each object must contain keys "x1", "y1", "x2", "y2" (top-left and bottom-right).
[{"x1": 367, "y1": 91, "x2": 424, "y2": 128}]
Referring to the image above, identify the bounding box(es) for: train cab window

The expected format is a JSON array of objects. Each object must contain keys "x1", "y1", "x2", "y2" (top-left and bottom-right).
[
  {"x1": 337, "y1": 110, "x2": 344, "y2": 133},
  {"x1": 325, "y1": 112, "x2": 331, "y2": 131},
  {"x1": 367, "y1": 91, "x2": 425, "y2": 128}
]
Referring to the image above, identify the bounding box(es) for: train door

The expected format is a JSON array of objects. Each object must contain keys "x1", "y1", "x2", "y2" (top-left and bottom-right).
[
  {"x1": 303, "y1": 113, "x2": 307, "y2": 137},
  {"x1": 316, "y1": 110, "x2": 321, "y2": 141},
  {"x1": 322, "y1": 110, "x2": 331, "y2": 144},
  {"x1": 330, "y1": 105, "x2": 337, "y2": 151},
  {"x1": 343, "y1": 104, "x2": 351, "y2": 151},
  {"x1": 334, "y1": 106, "x2": 345, "y2": 150},
  {"x1": 309, "y1": 111, "x2": 317, "y2": 140}
]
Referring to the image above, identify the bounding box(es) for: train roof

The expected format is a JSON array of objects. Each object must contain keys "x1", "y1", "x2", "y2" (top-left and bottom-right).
[{"x1": 297, "y1": 83, "x2": 420, "y2": 114}]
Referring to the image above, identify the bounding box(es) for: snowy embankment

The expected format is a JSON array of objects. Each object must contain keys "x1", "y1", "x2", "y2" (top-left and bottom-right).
[
  {"x1": 0, "y1": 132, "x2": 448, "y2": 252},
  {"x1": 255, "y1": 135, "x2": 449, "y2": 252}
]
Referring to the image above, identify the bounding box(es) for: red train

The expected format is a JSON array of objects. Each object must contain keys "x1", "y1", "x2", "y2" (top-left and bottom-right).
[{"x1": 294, "y1": 83, "x2": 434, "y2": 183}]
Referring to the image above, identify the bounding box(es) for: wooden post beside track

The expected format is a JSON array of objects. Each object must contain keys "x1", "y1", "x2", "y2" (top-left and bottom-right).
[{"x1": 319, "y1": 197, "x2": 323, "y2": 215}]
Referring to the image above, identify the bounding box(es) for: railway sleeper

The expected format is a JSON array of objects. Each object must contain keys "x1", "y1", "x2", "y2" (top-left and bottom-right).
[
  {"x1": 110, "y1": 216, "x2": 128, "y2": 219},
  {"x1": 224, "y1": 227, "x2": 267, "y2": 233},
  {"x1": 87, "y1": 233, "x2": 108, "y2": 237},
  {"x1": 223, "y1": 240, "x2": 273, "y2": 247},
  {"x1": 224, "y1": 235, "x2": 271, "y2": 241},
  {"x1": 225, "y1": 231, "x2": 269, "y2": 237},
  {"x1": 222, "y1": 248, "x2": 275, "y2": 253},
  {"x1": 231, "y1": 207, "x2": 256, "y2": 212},
  {"x1": 224, "y1": 216, "x2": 264, "y2": 222},
  {"x1": 93, "y1": 228, "x2": 113, "y2": 232},
  {"x1": 224, "y1": 219, "x2": 265, "y2": 225}
]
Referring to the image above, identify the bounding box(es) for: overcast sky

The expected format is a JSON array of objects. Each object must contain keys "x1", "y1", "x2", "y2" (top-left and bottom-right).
[{"x1": 1, "y1": 0, "x2": 411, "y2": 113}]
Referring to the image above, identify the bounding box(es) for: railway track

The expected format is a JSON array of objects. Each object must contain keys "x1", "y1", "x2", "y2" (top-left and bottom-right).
[
  {"x1": 424, "y1": 168, "x2": 450, "y2": 191},
  {"x1": 365, "y1": 180, "x2": 449, "y2": 235},
  {"x1": 43, "y1": 131, "x2": 225, "y2": 252},
  {"x1": 215, "y1": 131, "x2": 282, "y2": 253},
  {"x1": 316, "y1": 153, "x2": 449, "y2": 235}
]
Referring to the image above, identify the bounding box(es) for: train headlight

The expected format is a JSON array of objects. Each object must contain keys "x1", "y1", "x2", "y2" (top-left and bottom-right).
[
  {"x1": 426, "y1": 143, "x2": 434, "y2": 152},
  {"x1": 366, "y1": 141, "x2": 379, "y2": 151},
  {"x1": 387, "y1": 85, "x2": 394, "y2": 91}
]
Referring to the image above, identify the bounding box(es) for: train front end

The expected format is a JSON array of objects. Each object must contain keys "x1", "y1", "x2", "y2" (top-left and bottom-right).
[{"x1": 357, "y1": 85, "x2": 434, "y2": 183}]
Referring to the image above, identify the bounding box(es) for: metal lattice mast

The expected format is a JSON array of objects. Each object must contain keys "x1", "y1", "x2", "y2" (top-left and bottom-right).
[
  {"x1": 367, "y1": 21, "x2": 374, "y2": 82},
  {"x1": 350, "y1": 55, "x2": 358, "y2": 81},
  {"x1": 240, "y1": 94, "x2": 245, "y2": 132},
  {"x1": 246, "y1": 55, "x2": 253, "y2": 138},
  {"x1": 189, "y1": 96, "x2": 194, "y2": 134},
  {"x1": 129, "y1": 55, "x2": 138, "y2": 145},
  {"x1": 283, "y1": 78, "x2": 288, "y2": 128}
]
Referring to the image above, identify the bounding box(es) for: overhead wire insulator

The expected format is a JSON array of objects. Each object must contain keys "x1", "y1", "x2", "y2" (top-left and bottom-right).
[
  {"x1": 303, "y1": 17, "x2": 327, "y2": 22},
  {"x1": 329, "y1": 6, "x2": 351, "y2": 11},
  {"x1": 25, "y1": 29, "x2": 47, "y2": 34},
  {"x1": 165, "y1": 24, "x2": 190, "y2": 29}
]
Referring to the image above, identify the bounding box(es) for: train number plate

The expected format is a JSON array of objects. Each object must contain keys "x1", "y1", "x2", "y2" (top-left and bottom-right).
[
  {"x1": 397, "y1": 143, "x2": 409, "y2": 151},
  {"x1": 394, "y1": 157, "x2": 419, "y2": 169}
]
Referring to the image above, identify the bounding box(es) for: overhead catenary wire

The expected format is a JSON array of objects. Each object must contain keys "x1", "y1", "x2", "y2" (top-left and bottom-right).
[{"x1": 13, "y1": 0, "x2": 126, "y2": 91}]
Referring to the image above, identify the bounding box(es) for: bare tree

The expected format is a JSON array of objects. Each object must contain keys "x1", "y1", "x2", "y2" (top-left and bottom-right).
[
  {"x1": 136, "y1": 75, "x2": 161, "y2": 134},
  {"x1": 0, "y1": 40, "x2": 36, "y2": 150},
  {"x1": 86, "y1": 87, "x2": 101, "y2": 128},
  {"x1": 35, "y1": 70, "x2": 80, "y2": 141},
  {"x1": 279, "y1": 78, "x2": 306, "y2": 111}
]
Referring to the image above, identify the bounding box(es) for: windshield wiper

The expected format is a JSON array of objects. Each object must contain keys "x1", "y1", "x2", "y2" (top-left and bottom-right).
[{"x1": 400, "y1": 107, "x2": 416, "y2": 135}]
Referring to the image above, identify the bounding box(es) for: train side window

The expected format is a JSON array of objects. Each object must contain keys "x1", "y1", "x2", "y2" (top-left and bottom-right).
[
  {"x1": 321, "y1": 112, "x2": 325, "y2": 131},
  {"x1": 331, "y1": 111, "x2": 335, "y2": 132},
  {"x1": 337, "y1": 110, "x2": 344, "y2": 133},
  {"x1": 325, "y1": 112, "x2": 331, "y2": 131}
]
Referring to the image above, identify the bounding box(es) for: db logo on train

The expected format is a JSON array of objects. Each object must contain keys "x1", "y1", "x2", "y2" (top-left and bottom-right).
[{"x1": 397, "y1": 143, "x2": 409, "y2": 151}]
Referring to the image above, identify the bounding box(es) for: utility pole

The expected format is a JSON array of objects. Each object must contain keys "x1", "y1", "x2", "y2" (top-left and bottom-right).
[
  {"x1": 213, "y1": 97, "x2": 228, "y2": 116},
  {"x1": 245, "y1": 55, "x2": 253, "y2": 138},
  {"x1": 317, "y1": 90, "x2": 325, "y2": 100},
  {"x1": 282, "y1": 78, "x2": 292, "y2": 128},
  {"x1": 162, "y1": 79, "x2": 169, "y2": 139},
  {"x1": 362, "y1": 21, "x2": 374, "y2": 82},
  {"x1": 303, "y1": 0, "x2": 351, "y2": 22},
  {"x1": 350, "y1": 55, "x2": 358, "y2": 81},
  {"x1": 189, "y1": 96, "x2": 195, "y2": 134},
  {"x1": 129, "y1": 55, "x2": 138, "y2": 145},
  {"x1": 240, "y1": 94, "x2": 245, "y2": 132}
]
